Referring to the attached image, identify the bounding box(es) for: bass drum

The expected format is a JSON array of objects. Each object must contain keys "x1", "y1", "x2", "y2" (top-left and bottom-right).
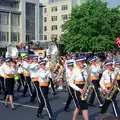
[{"x1": 5, "y1": 45, "x2": 18, "y2": 58}]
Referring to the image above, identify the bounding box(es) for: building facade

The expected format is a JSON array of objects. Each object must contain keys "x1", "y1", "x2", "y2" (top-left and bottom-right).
[
  {"x1": 43, "y1": 0, "x2": 83, "y2": 41},
  {"x1": 0, "y1": 0, "x2": 44, "y2": 48}
]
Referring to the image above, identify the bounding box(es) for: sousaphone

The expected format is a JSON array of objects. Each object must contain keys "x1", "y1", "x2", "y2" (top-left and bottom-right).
[{"x1": 5, "y1": 45, "x2": 18, "y2": 58}]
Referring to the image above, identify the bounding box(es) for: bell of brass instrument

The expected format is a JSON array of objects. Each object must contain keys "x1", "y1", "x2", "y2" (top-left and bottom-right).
[
  {"x1": 5, "y1": 45, "x2": 18, "y2": 58},
  {"x1": 47, "y1": 41, "x2": 58, "y2": 64}
]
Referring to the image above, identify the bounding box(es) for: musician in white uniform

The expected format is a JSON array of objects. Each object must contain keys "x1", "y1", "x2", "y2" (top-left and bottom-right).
[
  {"x1": 3, "y1": 58, "x2": 17, "y2": 110},
  {"x1": 21, "y1": 56, "x2": 33, "y2": 99},
  {"x1": 0, "y1": 58, "x2": 5, "y2": 94},
  {"x1": 69, "y1": 56, "x2": 89, "y2": 120},
  {"x1": 37, "y1": 59, "x2": 55, "y2": 120},
  {"x1": 46, "y1": 55, "x2": 56, "y2": 95},
  {"x1": 99, "y1": 61, "x2": 119, "y2": 117},
  {"x1": 88, "y1": 56, "x2": 103, "y2": 107},
  {"x1": 29, "y1": 56, "x2": 40, "y2": 103},
  {"x1": 16, "y1": 57, "x2": 25, "y2": 91},
  {"x1": 64, "y1": 60, "x2": 78, "y2": 111}
]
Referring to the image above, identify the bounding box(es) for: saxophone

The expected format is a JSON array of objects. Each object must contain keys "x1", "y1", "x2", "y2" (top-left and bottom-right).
[
  {"x1": 81, "y1": 84, "x2": 93, "y2": 101},
  {"x1": 80, "y1": 67, "x2": 92, "y2": 101},
  {"x1": 105, "y1": 73, "x2": 119, "y2": 100}
]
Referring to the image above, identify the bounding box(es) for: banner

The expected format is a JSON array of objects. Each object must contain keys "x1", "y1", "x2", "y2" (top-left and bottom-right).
[{"x1": 34, "y1": 50, "x2": 46, "y2": 58}]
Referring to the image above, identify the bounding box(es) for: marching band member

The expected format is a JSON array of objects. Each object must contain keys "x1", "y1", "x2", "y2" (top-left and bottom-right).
[
  {"x1": 69, "y1": 56, "x2": 89, "y2": 120},
  {"x1": 16, "y1": 57, "x2": 25, "y2": 91},
  {"x1": 21, "y1": 56, "x2": 33, "y2": 99},
  {"x1": 64, "y1": 60, "x2": 78, "y2": 111},
  {"x1": 4, "y1": 58, "x2": 17, "y2": 110},
  {"x1": 114, "y1": 61, "x2": 120, "y2": 87},
  {"x1": 99, "y1": 61, "x2": 119, "y2": 117},
  {"x1": 29, "y1": 56, "x2": 40, "y2": 103},
  {"x1": 88, "y1": 56, "x2": 103, "y2": 107},
  {"x1": 37, "y1": 59, "x2": 55, "y2": 120},
  {"x1": 46, "y1": 55, "x2": 56, "y2": 95},
  {"x1": 55, "y1": 58, "x2": 64, "y2": 90},
  {"x1": 0, "y1": 58, "x2": 5, "y2": 94}
]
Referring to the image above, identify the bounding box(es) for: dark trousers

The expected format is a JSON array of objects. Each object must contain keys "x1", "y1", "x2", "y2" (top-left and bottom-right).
[
  {"x1": 64, "y1": 86, "x2": 77, "y2": 109},
  {"x1": 100, "y1": 90, "x2": 119, "y2": 117},
  {"x1": 22, "y1": 76, "x2": 33, "y2": 96},
  {"x1": 89, "y1": 80, "x2": 103, "y2": 105},
  {"x1": 49, "y1": 78, "x2": 56, "y2": 94},
  {"x1": 31, "y1": 81, "x2": 41, "y2": 103},
  {"x1": 38, "y1": 86, "x2": 53, "y2": 119},
  {"x1": 17, "y1": 74, "x2": 25, "y2": 91},
  {"x1": 75, "y1": 84, "x2": 88, "y2": 110},
  {"x1": 0, "y1": 76, "x2": 5, "y2": 93}
]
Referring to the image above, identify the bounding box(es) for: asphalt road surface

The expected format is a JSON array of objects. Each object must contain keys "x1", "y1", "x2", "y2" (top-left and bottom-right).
[{"x1": 0, "y1": 88, "x2": 120, "y2": 120}]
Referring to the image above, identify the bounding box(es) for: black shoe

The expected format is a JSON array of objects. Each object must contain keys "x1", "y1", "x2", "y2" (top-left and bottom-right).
[
  {"x1": 21, "y1": 93, "x2": 25, "y2": 97},
  {"x1": 64, "y1": 108, "x2": 69, "y2": 112},
  {"x1": 12, "y1": 107, "x2": 16, "y2": 110},
  {"x1": 30, "y1": 99, "x2": 34, "y2": 103},
  {"x1": 4, "y1": 103, "x2": 8, "y2": 108},
  {"x1": 53, "y1": 93, "x2": 56, "y2": 95},
  {"x1": 36, "y1": 113, "x2": 44, "y2": 119},
  {"x1": 49, "y1": 118, "x2": 56, "y2": 120},
  {"x1": 88, "y1": 103, "x2": 96, "y2": 107},
  {"x1": 99, "y1": 104, "x2": 103, "y2": 108}
]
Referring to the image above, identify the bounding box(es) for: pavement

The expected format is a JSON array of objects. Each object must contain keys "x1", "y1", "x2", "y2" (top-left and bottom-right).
[{"x1": 0, "y1": 88, "x2": 120, "y2": 120}]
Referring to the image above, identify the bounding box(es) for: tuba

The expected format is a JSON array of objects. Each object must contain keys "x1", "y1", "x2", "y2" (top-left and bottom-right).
[
  {"x1": 47, "y1": 41, "x2": 59, "y2": 63},
  {"x1": 5, "y1": 45, "x2": 18, "y2": 58}
]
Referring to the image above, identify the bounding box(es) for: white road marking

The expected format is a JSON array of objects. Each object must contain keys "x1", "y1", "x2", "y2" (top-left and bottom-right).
[{"x1": 0, "y1": 100, "x2": 46, "y2": 109}]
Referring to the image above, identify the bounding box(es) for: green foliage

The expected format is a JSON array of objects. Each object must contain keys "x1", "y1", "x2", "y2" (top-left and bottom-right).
[{"x1": 61, "y1": 0, "x2": 120, "y2": 52}]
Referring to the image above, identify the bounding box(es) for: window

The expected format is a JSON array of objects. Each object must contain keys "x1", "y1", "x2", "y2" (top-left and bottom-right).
[
  {"x1": 44, "y1": 17, "x2": 47, "y2": 22},
  {"x1": 51, "y1": 6, "x2": 57, "y2": 12},
  {"x1": 51, "y1": 25, "x2": 57, "y2": 31},
  {"x1": 26, "y1": 3, "x2": 35, "y2": 18},
  {"x1": 11, "y1": 32, "x2": 19, "y2": 42},
  {"x1": 44, "y1": 35, "x2": 47, "y2": 40},
  {"x1": 11, "y1": 14, "x2": 19, "y2": 26},
  {"x1": 61, "y1": 14, "x2": 68, "y2": 20},
  {"x1": 44, "y1": 8, "x2": 47, "y2": 13},
  {"x1": 51, "y1": 34, "x2": 58, "y2": 40},
  {"x1": 51, "y1": 16, "x2": 57, "y2": 21},
  {"x1": 44, "y1": 26, "x2": 47, "y2": 31},
  {"x1": 61, "y1": 5, "x2": 68, "y2": 10},
  {"x1": 1, "y1": 13, "x2": 8, "y2": 25},
  {"x1": 0, "y1": 31, "x2": 8, "y2": 41}
]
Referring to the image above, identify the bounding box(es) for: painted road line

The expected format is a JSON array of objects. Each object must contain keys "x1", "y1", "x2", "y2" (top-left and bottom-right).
[{"x1": 0, "y1": 100, "x2": 46, "y2": 109}]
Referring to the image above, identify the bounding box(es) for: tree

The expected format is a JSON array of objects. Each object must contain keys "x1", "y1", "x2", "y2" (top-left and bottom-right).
[{"x1": 61, "y1": 0, "x2": 120, "y2": 52}]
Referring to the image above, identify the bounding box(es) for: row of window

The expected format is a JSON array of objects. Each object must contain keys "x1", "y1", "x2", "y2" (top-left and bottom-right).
[
  {"x1": 44, "y1": 25, "x2": 58, "y2": 31},
  {"x1": 44, "y1": 5, "x2": 68, "y2": 13},
  {"x1": 44, "y1": 34, "x2": 58, "y2": 40},
  {"x1": 0, "y1": 31, "x2": 19, "y2": 42},
  {"x1": 0, "y1": 13, "x2": 20, "y2": 26},
  {"x1": 44, "y1": 14, "x2": 68, "y2": 22}
]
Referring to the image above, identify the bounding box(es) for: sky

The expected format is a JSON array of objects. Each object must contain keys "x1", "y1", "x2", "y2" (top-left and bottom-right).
[
  {"x1": 39, "y1": 0, "x2": 120, "y2": 8},
  {"x1": 104, "y1": 0, "x2": 120, "y2": 7}
]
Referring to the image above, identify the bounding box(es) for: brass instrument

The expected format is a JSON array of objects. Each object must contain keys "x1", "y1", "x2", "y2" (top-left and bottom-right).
[
  {"x1": 105, "y1": 73, "x2": 118, "y2": 100},
  {"x1": 106, "y1": 86, "x2": 120, "y2": 100},
  {"x1": 81, "y1": 84, "x2": 94, "y2": 101},
  {"x1": 80, "y1": 67, "x2": 92, "y2": 101},
  {"x1": 5, "y1": 45, "x2": 18, "y2": 58}
]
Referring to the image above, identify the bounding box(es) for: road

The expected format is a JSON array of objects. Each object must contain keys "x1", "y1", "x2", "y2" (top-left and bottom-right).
[{"x1": 0, "y1": 88, "x2": 120, "y2": 120}]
